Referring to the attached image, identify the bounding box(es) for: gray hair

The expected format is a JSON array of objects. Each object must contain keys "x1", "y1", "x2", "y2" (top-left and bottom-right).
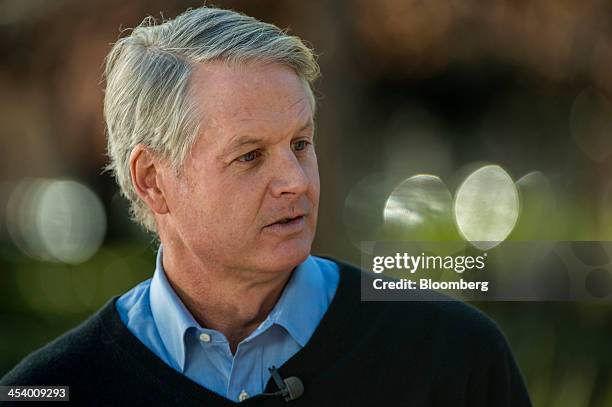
[{"x1": 103, "y1": 6, "x2": 320, "y2": 234}]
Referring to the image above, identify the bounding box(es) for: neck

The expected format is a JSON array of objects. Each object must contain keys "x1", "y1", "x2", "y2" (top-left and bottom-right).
[{"x1": 160, "y1": 242, "x2": 294, "y2": 354}]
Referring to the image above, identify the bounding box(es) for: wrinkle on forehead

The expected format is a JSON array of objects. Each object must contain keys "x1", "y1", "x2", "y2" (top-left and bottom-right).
[
  {"x1": 223, "y1": 96, "x2": 313, "y2": 156},
  {"x1": 185, "y1": 61, "x2": 314, "y2": 161},
  {"x1": 232, "y1": 94, "x2": 311, "y2": 124},
  {"x1": 188, "y1": 61, "x2": 315, "y2": 130}
]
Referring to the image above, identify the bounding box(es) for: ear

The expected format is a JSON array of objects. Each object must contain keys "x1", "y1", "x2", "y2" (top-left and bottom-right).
[{"x1": 129, "y1": 145, "x2": 169, "y2": 215}]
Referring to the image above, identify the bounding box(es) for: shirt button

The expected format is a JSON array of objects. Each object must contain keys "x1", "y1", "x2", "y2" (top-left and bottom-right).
[
  {"x1": 199, "y1": 333, "x2": 211, "y2": 343},
  {"x1": 238, "y1": 390, "x2": 249, "y2": 402}
]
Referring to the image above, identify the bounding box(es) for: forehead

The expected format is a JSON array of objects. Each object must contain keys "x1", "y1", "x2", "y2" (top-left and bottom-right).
[{"x1": 189, "y1": 61, "x2": 313, "y2": 141}]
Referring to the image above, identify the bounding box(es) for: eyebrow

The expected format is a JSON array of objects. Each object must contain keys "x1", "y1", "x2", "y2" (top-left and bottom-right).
[{"x1": 220, "y1": 121, "x2": 314, "y2": 159}]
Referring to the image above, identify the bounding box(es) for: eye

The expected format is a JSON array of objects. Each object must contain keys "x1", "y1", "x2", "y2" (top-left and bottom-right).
[
  {"x1": 237, "y1": 150, "x2": 261, "y2": 163},
  {"x1": 293, "y1": 140, "x2": 311, "y2": 152}
]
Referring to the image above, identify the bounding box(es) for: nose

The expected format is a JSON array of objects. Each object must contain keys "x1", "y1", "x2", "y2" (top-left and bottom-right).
[{"x1": 268, "y1": 150, "x2": 310, "y2": 198}]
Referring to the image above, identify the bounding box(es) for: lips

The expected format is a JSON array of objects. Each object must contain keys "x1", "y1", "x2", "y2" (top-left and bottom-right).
[
  {"x1": 267, "y1": 213, "x2": 307, "y2": 227},
  {"x1": 263, "y1": 214, "x2": 307, "y2": 235},
  {"x1": 275, "y1": 215, "x2": 303, "y2": 224}
]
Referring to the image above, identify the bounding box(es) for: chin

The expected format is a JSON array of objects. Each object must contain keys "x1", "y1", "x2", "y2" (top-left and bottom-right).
[{"x1": 260, "y1": 237, "x2": 312, "y2": 272}]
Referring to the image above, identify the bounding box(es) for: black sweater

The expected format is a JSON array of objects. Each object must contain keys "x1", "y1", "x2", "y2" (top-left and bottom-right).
[{"x1": 1, "y1": 260, "x2": 532, "y2": 406}]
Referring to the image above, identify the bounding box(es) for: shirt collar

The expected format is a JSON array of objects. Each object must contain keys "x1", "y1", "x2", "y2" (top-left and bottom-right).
[
  {"x1": 264, "y1": 255, "x2": 330, "y2": 347},
  {"x1": 149, "y1": 246, "x2": 330, "y2": 370},
  {"x1": 149, "y1": 246, "x2": 200, "y2": 372}
]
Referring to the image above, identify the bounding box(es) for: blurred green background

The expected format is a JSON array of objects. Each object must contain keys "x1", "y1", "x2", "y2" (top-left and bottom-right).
[{"x1": 2, "y1": 0, "x2": 612, "y2": 405}]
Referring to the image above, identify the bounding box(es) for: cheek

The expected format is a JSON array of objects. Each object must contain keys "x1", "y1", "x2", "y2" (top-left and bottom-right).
[
  {"x1": 306, "y1": 157, "x2": 320, "y2": 203},
  {"x1": 221, "y1": 175, "x2": 268, "y2": 221},
  {"x1": 173, "y1": 172, "x2": 221, "y2": 226}
]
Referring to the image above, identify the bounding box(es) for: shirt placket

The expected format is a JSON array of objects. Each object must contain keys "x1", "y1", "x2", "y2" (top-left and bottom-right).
[{"x1": 227, "y1": 339, "x2": 263, "y2": 402}]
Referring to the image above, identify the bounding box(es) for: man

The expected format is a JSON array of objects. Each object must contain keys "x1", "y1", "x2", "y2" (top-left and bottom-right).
[{"x1": 1, "y1": 6, "x2": 531, "y2": 406}]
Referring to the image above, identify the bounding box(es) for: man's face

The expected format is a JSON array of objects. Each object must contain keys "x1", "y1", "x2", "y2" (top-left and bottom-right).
[{"x1": 159, "y1": 62, "x2": 319, "y2": 274}]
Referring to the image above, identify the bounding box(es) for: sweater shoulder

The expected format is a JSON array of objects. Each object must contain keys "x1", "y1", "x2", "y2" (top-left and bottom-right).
[
  {"x1": 0, "y1": 299, "x2": 115, "y2": 385},
  {"x1": 428, "y1": 298, "x2": 509, "y2": 352}
]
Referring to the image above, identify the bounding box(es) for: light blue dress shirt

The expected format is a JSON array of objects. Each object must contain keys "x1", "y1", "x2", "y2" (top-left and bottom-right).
[{"x1": 116, "y1": 247, "x2": 339, "y2": 403}]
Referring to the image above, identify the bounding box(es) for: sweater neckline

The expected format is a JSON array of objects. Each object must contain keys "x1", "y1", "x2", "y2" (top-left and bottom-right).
[{"x1": 98, "y1": 259, "x2": 381, "y2": 404}]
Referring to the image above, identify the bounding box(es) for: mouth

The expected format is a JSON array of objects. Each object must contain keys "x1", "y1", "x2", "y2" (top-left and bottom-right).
[
  {"x1": 263, "y1": 214, "x2": 308, "y2": 235},
  {"x1": 273, "y1": 215, "x2": 304, "y2": 225}
]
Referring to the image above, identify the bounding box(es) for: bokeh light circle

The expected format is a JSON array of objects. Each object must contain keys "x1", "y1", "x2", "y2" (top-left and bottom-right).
[
  {"x1": 6, "y1": 178, "x2": 107, "y2": 264},
  {"x1": 454, "y1": 165, "x2": 519, "y2": 250}
]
